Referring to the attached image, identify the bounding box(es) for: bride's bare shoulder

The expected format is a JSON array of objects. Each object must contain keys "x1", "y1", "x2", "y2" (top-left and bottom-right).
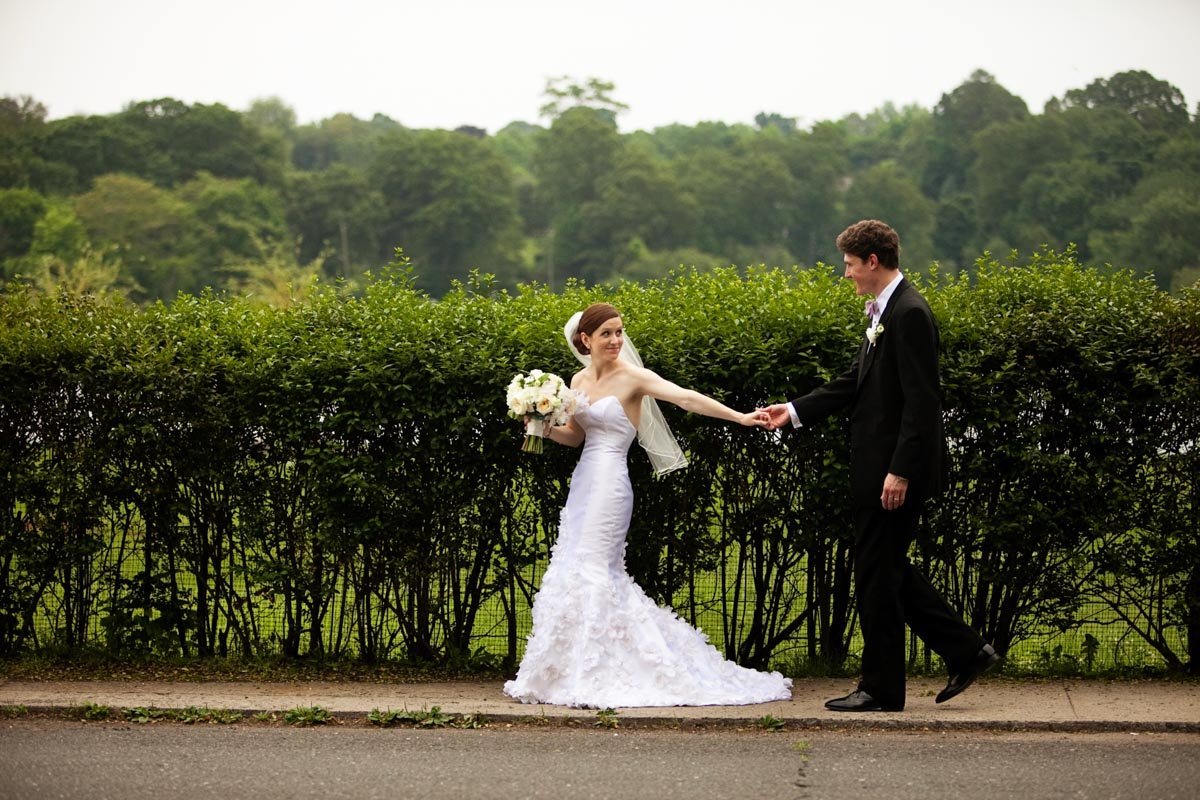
[{"x1": 622, "y1": 364, "x2": 658, "y2": 385}]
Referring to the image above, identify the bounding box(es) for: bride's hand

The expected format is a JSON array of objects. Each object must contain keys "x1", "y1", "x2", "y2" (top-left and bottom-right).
[{"x1": 737, "y1": 410, "x2": 770, "y2": 427}]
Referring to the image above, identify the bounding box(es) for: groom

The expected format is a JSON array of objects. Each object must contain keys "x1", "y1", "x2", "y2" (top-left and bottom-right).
[{"x1": 763, "y1": 219, "x2": 999, "y2": 712}]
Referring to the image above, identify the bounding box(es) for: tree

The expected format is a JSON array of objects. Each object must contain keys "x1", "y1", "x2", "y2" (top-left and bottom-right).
[
  {"x1": 118, "y1": 99, "x2": 286, "y2": 187},
  {"x1": 923, "y1": 70, "x2": 1029, "y2": 198},
  {"x1": 72, "y1": 173, "x2": 204, "y2": 300},
  {"x1": 454, "y1": 125, "x2": 486, "y2": 139},
  {"x1": 245, "y1": 96, "x2": 297, "y2": 135},
  {"x1": 539, "y1": 76, "x2": 629, "y2": 123},
  {"x1": 1050, "y1": 70, "x2": 1189, "y2": 136},
  {"x1": 645, "y1": 121, "x2": 756, "y2": 159},
  {"x1": 971, "y1": 114, "x2": 1077, "y2": 241},
  {"x1": 772, "y1": 123, "x2": 849, "y2": 265},
  {"x1": 0, "y1": 187, "x2": 47, "y2": 262},
  {"x1": 176, "y1": 172, "x2": 290, "y2": 273},
  {"x1": 840, "y1": 102, "x2": 933, "y2": 174},
  {"x1": 28, "y1": 202, "x2": 89, "y2": 262},
  {"x1": 673, "y1": 142, "x2": 798, "y2": 260},
  {"x1": 0, "y1": 96, "x2": 48, "y2": 189},
  {"x1": 0, "y1": 95, "x2": 46, "y2": 135},
  {"x1": 245, "y1": 97, "x2": 298, "y2": 167},
  {"x1": 1054, "y1": 106, "x2": 1154, "y2": 192},
  {"x1": 491, "y1": 121, "x2": 544, "y2": 173},
  {"x1": 1088, "y1": 129, "x2": 1200, "y2": 287},
  {"x1": 553, "y1": 142, "x2": 698, "y2": 283},
  {"x1": 492, "y1": 122, "x2": 547, "y2": 235},
  {"x1": 933, "y1": 193, "x2": 978, "y2": 270},
  {"x1": 291, "y1": 112, "x2": 404, "y2": 171},
  {"x1": 284, "y1": 164, "x2": 386, "y2": 278},
  {"x1": 373, "y1": 130, "x2": 523, "y2": 294},
  {"x1": 33, "y1": 114, "x2": 152, "y2": 193},
  {"x1": 1015, "y1": 160, "x2": 1124, "y2": 259},
  {"x1": 755, "y1": 112, "x2": 798, "y2": 135},
  {"x1": 535, "y1": 107, "x2": 621, "y2": 210},
  {"x1": 533, "y1": 107, "x2": 622, "y2": 285}
]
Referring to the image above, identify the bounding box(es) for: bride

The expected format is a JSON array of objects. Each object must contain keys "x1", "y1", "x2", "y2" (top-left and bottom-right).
[{"x1": 503, "y1": 303, "x2": 793, "y2": 708}]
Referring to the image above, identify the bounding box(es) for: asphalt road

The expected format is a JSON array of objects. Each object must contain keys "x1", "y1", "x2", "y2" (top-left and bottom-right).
[{"x1": 2, "y1": 720, "x2": 1199, "y2": 800}]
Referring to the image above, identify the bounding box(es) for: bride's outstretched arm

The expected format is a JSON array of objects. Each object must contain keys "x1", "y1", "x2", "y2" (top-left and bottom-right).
[{"x1": 635, "y1": 368, "x2": 766, "y2": 427}]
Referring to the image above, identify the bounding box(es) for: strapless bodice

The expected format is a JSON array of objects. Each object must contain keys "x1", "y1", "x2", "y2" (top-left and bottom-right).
[{"x1": 575, "y1": 393, "x2": 637, "y2": 457}]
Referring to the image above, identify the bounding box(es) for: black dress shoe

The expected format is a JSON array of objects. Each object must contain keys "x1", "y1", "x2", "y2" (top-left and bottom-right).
[
  {"x1": 936, "y1": 643, "x2": 1002, "y2": 704},
  {"x1": 824, "y1": 690, "x2": 903, "y2": 712}
]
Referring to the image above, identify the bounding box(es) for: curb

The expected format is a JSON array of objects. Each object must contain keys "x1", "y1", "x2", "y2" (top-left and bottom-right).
[{"x1": 5, "y1": 704, "x2": 1199, "y2": 734}]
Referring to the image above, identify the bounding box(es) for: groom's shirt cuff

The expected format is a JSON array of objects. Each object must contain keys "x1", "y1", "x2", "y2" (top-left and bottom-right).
[{"x1": 787, "y1": 402, "x2": 800, "y2": 428}]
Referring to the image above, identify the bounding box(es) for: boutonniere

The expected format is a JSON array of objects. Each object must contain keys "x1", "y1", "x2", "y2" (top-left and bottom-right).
[{"x1": 866, "y1": 322, "x2": 885, "y2": 346}]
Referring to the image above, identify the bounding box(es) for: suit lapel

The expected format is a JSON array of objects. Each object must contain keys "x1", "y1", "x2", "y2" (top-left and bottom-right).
[{"x1": 857, "y1": 278, "x2": 907, "y2": 388}]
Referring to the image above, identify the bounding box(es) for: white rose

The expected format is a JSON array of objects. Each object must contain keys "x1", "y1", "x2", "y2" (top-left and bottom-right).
[{"x1": 535, "y1": 396, "x2": 554, "y2": 415}]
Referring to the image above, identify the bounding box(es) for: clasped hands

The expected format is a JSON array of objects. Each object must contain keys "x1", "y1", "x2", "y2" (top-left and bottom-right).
[{"x1": 737, "y1": 404, "x2": 792, "y2": 429}]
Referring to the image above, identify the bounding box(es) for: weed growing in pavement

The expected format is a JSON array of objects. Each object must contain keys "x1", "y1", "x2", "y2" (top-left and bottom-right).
[
  {"x1": 284, "y1": 706, "x2": 333, "y2": 726},
  {"x1": 175, "y1": 706, "x2": 243, "y2": 724},
  {"x1": 76, "y1": 702, "x2": 111, "y2": 721},
  {"x1": 124, "y1": 707, "x2": 169, "y2": 724},
  {"x1": 756, "y1": 714, "x2": 786, "y2": 732},
  {"x1": 121, "y1": 705, "x2": 239, "y2": 724},
  {"x1": 367, "y1": 706, "x2": 456, "y2": 728},
  {"x1": 594, "y1": 708, "x2": 619, "y2": 729},
  {"x1": 457, "y1": 712, "x2": 489, "y2": 729},
  {"x1": 0, "y1": 705, "x2": 29, "y2": 717}
]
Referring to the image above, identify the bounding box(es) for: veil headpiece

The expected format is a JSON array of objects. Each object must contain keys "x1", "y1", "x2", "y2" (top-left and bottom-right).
[{"x1": 563, "y1": 311, "x2": 688, "y2": 476}]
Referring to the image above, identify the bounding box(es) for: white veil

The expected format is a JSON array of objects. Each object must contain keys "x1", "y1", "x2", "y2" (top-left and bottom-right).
[{"x1": 563, "y1": 311, "x2": 688, "y2": 477}]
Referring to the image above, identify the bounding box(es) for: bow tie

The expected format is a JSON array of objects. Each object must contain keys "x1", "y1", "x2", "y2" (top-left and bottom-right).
[{"x1": 864, "y1": 300, "x2": 880, "y2": 319}]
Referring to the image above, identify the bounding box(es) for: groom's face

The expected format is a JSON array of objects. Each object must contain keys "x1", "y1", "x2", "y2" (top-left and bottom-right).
[{"x1": 843, "y1": 253, "x2": 876, "y2": 295}]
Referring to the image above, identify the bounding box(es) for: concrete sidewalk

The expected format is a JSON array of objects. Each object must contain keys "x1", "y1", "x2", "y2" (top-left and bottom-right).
[{"x1": 2, "y1": 676, "x2": 1198, "y2": 731}]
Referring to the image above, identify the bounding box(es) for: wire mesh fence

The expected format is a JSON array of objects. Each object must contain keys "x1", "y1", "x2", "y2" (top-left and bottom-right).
[{"x1": 20, "y1": 532, "x2": 1186, "y2": 675}]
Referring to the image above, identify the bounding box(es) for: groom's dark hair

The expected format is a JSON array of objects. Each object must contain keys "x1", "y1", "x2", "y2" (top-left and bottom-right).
[{"x1": 837, "y1": 220, "x2": 900, "y2": 269}]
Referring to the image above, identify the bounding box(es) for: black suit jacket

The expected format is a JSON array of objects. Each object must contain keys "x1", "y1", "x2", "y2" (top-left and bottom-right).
[{"x1": 789, "y1": 278, "x2": 945, "y2": 508}]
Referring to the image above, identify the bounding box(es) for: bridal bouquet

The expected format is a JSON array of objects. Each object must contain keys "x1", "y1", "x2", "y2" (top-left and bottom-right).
[{"x1": 505, "y1": 370, "x2": 578, "y2": 453}]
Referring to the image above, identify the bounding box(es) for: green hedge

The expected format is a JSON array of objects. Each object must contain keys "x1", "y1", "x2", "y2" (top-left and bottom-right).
[{"x1": 1, "y1": 252, "x2": 1197, "y2": 672}]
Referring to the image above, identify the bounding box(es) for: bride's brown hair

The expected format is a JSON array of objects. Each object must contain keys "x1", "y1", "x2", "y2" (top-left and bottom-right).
[{"x1": 572, "y1": 303, "x2": 621, "y2": 356}]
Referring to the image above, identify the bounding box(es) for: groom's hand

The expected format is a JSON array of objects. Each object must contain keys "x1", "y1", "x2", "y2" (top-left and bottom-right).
[
  {"x1": 761, "y1": 404, "x2": 792, "y2": 431},
  {"x1": 881, "y1": 473, "x2": 909, "y2": 511}
]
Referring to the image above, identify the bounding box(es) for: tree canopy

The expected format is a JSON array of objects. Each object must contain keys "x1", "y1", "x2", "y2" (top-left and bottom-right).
[{"x1": 2, "y1": 69, "x2": 1197, "y2": 300}]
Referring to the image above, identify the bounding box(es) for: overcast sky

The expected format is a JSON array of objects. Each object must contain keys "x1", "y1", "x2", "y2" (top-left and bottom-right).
[{"x1": 2, "y1": 0, "x2": 1198, "y2": 133}]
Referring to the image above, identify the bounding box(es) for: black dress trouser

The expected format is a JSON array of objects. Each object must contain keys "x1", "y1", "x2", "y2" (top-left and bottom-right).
[{"x1": 852, "y1": 498, "x2": 985, "y2": 708}]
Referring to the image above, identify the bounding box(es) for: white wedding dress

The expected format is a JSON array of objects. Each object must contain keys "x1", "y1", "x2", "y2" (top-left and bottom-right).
[{"x1": 503, "y1": 393, "x2": 793, "y2": 708}]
